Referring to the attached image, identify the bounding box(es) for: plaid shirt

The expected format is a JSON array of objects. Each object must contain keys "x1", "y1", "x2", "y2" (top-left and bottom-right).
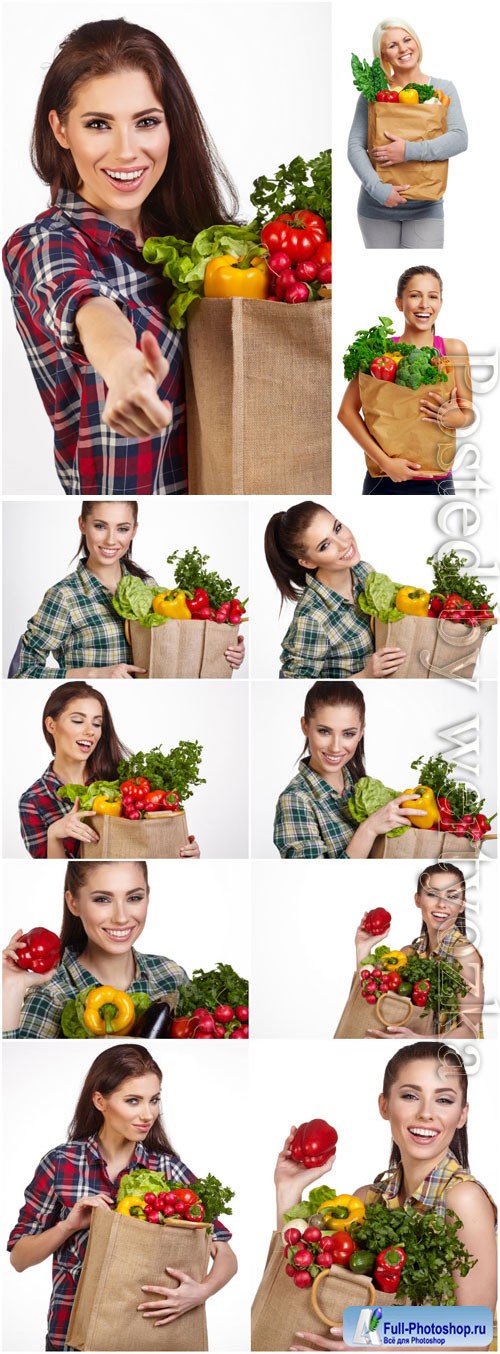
[
  {"x1": 367, "y1": 1148, "x2": 496, "y2": 1223},
  {"x1": 410, "y1": 925, "x2": 484, "y2": 1037},
  {"x1": 19, "y1": 765, "x2": 81, "y2": 859},
  {"x1": 7, "y1": 1136, "x2": 232, "y2": 1350},
  {"x1": 14, "y1": 561, "x2": 155, "y2": 679},
  {"x1": 3, "y1": 945, "x2": 189, "y2": 1039},
  {"x1": 280, "y1": 563, "x2": 374, "y2": 678},
  {"x1": 273, "y1": 760, "x2": 356, "y2": 858},
  {"x1": 3, "y1": 189, "x2": 186, "y2": 495}
]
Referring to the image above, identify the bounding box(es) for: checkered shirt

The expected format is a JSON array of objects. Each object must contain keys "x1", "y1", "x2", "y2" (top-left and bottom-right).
[
  {"x1": 367, "y1": 1148, "x2": 496, "y2": 1222},
  {"x1": 280, "y1": 562, "x2": 374, "y2": 678},
  {"x1": 273, "y1": 759, "x2": 356, "y2": 858},
  {"x1": 19, "y1": 765, "x2": 82, "y2": 859},
  {"x1": 3, "y1": 189, "x2": 186, "y2": 494},
  {"x1": 7, "y1": 1136, "x2": 231, "y2": 1350},
  {"x1": 14, "y1": 561, "x2": 154, "y2": 678},
  {"x1": 3, "y1": 946, "x2": 189, "y2": 1039}
]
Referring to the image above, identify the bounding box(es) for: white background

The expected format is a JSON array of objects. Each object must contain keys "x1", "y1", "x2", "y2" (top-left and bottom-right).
[
  {"x1": 3, "y1": 678, "x2": 249, "y2": 858},
  {"x1": 250, "y1": 858, "x2": 499, "y2": 1038},
  {"x1": 249, "y1": 495, "x2": 499, "y2": 679},
  {"x1": 250, "y1": 679, "x2": 497, "y2": 858},
  {"x1": 1, "y1": 0, "x2": 331, "y2": 495},
  {"x1": 1, "y1": 856, "x2": 250, "y2": 984},
  {"x1": 2, "y1": 496, "x2": 250, "y2": 677},
  {"x1": 3, "y1": 1039, "x2": 251, "y2": 1352}
]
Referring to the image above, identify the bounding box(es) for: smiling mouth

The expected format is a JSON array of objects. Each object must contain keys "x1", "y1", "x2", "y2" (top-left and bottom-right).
[
  {"x1": 340, "y1": 544, "x2": 355, "y2": 561},
  {"x1": 431, "y1": 911, "x2": 451, "y2": 921},
  {"x1": 323, "y1": 753, "x2": 344, "y2": 764},
  {"x1": 415, "y1": 312, "x2": 432, "y2": 320},
  {"x1": 408, "y1": 1126, "x2": 440, "y2": 1141},
  {"x1": 76, "y1": 739, "x2": 94, "y2": 752},
  {"x1": 103, "y1": 928, "x2": 135, "y2": 941}
]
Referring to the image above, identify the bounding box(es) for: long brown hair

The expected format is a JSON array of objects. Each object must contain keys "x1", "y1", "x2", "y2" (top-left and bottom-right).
[
  {"x1": 61, "y1": 860, "x2": 150, "y2": 955},
  {"x1": 302, "y1": 681, "x2": 366, "y2": 782},
  {"x1": 382, "y1": 1041, "x2": 469, "y2": 1170},
  {"x1": 416, "y1": 863, "x2": 467, "y2": 942},
  {"x1": 42, "y1": 681, "x2": 130, "y2": 781},
  {"x1": 75, "y1": 501, "x2": 150, "y2": 582},
  {"x1": 67, "y1": 1044, "x2": 175, "y2": 1154},
  {"x1": 31, "y1": 17, "x2": 238, "y2": 238},
  {"x1": 264, "y1": 502, "x2": 327, "y2": 604}
]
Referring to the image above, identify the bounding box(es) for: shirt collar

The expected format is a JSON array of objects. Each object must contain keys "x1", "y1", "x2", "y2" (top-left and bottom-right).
[
  {"x1": 55, "y1": 187, "x2": 141, "y2": 251},
  {"x1": 412, "y1": 926, "x2": 464, "y2": 958},
  {"x1": 377, "y1": 1148, "x2": 460, "y2": 1206},
  {"x1": 63, "y1": 945, "x2": 141, "y2": 986},
  {"x1": 298, "y1": 757, "x2": 354, "y2": 802},
  {"x1": 305, "y1": 562, "x2": 367, "y2": 607},
  {"x1": 76, "y1": 558, "x2": 131, "y2": 598},
  {"x1": 86, "y1": 1132, "x2": 150, "y2": 1168}
]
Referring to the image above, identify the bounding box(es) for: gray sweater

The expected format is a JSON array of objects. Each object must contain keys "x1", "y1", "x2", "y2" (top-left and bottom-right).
[{"x1": 348, "y1": 77, "x2": 468, "y2": 213}]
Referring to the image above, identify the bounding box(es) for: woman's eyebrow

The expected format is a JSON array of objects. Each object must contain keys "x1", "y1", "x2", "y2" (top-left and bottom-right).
[{"x1": 80, "y1": 106, "x2": 164, "y2": 118}]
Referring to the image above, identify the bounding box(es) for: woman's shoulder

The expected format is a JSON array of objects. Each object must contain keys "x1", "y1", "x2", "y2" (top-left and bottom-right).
[
  {"x1": 445, "y1": 1176, "x2": 497, "y2": 1224},
  {"x1": 442, "y1": 337, "x2": 468, "y2": 356},
  {"x1": 19, "y1": 768, "x2": 54, "y2": 805},
  {"x1": 429, "y1": 77, "x2": 458, "y2": 94}
]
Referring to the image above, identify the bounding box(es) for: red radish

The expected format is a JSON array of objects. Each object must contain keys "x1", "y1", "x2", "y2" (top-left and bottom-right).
[
  {"x1": 303, "y1": 1227, "x2": 322, "y2": 1244},
  {"x1": 294, "y1": 1248, "x2": 314, "y2": 1269},
  {"x1": 295, "y1": 260, "x2": 318, "y2": 281},
  {"x1": 285, "y1": 1263, "x2": 296, "y2": 1277},
  {"x1": 267, "y1": 250, "x2": 292, "y2": 275},
  {"x1": 317, "y1": 262, "x2": 332, "y2": 284},
  {"x1": 275, "y1": 268, "x2": 297, "y2": 298},
  {"x1": 235, "y1": 1005, "x2": 249, "y2": 1022},
  {"x1": 285, "y1": 282, "x2": 309, "y2": 304},
  {"x1": 316, "y1": 1250, "x2": 333, "y2": 1268},
  {"x1": 213, "y1": 1024, "x2": 226, "y2": 1038},
  {"x1": 213, "y1": 1005, "x2": 234, "y2": 1024},
  {"x1": 293, "y1": 1271, "x2": 312, "y2": 1288},
  {"x1": 284, "y1": 1228, "x2": 302, "y2": 1245}
]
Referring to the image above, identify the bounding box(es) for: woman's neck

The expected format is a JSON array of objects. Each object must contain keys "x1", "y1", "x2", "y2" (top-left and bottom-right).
[
  {"x1": 309, "y1": 756, "x2": 346, "y2": 793},
  {"x1": 399, "y1": 321, "x2": 437, "y2": 349},
  {"x1": 96, "y1": 1127, "x2": 138, "y2": 1180},
  {"x1": 78, "y1": 942, "x2": 136, "y2": 990},
  {"x1": 52, "y1": 753, "x2": 90, "y2": 785},
  {"x1": 84, "y1": 552, "x2": 125, "y2": 593},
  {"x1": 398, "y1": 1145, "x2": 451, "y2": 1201},
  {"x1": 425, "y1": 919, "x2": 455, "y2": 953},
  {"x1": 315, "y1": 565, "x2": 354, "y2": 600},
  {"x1": 389, "y1": 62, "x2": 425, "y2": 89}
]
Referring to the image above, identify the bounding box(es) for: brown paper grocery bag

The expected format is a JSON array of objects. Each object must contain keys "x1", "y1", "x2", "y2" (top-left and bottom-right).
[
  {"x1": 81, "y1": 811, "x2": 189, "y2": 860},
  {"x1": 334, "y1": 975, "x2": 434, "y2": 1038},
  {"x1": 359, "y1": 371, "x2": 455, "y2": 477},
  {"x1": 374, "y1": 615, "x2": 492, "y2": 680},
  {"x1": 367, "y1": 101, "x2": 448, "y2": 200},
  {"x1": 129, "y1": 618, "x2": 239, "y2": 679},
  {"x1": 369, "y1": 826, "x2": 480, "y2": 860},
  {"x1": 185, "y1": 298, "x2": 331, "y2": 494},
  {"x1": 251, "y1": 1232, "x2": 332, "y2": 1351},
  {"x1": 67, "y1": 1210, "x2": 211, "y2": 1351}
]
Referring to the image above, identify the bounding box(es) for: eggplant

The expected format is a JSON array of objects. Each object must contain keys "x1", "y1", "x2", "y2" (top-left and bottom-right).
[{"x1": 133, "y1": 1001, "x2": 174, "y2": 1038}]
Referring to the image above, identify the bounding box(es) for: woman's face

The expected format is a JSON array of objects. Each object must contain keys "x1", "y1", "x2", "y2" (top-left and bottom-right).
[
  {"x1": 80, "y1": 502, "x2": 137, "y2": 568},
  {"x1": 297, "y1": 510, "x2": 360, "y2": 574},
  {"x1": 379, "y1": 1057, "x2": 468, "y2": 1164},
  {"x1": 380, "y1": 28, "x2": 419, "y2": 77},
  {"x1": 66, "y1": 862, "x2": 149, "y2": 955},
  {"x1": 94, "y1": 1073, "x2": 161, "y2": 1143},
  {"x1": 301, "y1": 702, "x2": 364, "y2": 776},
  {"x1": 45, "y1": 697, "x2": 103, "y2": 763},
  {"x1": 415, "y1": 871, "x2": 466, "y2": 932},
  {"x1": 396, "y1": 273, "x2": 442, "y2": 332},
  {"x1": 48, "y1": 68, "x2": 170, "y2": 220}
]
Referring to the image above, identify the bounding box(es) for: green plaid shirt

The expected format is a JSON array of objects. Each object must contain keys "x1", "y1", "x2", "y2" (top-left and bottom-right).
[
  {"x1": 367, "y1": 1149, "x2": 496, "y2": 1223},
  {"x1": 274, "y1": 759, "x2": 356, "y2": 859},
  {"x1": 14, "y1": 561, "x2": 154, "y2": 678},
  {"x1": 4, "y1": 946, "x2": 188, "y2": 1038},
  {"x1": 280, "y1": 563, "x2": 374, "y2": 678},
  {"x1": 411, "y1": 925, "x2": 484, "y2": 1037}
]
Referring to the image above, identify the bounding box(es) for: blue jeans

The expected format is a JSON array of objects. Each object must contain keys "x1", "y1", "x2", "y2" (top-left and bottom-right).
[{"x1": 362, "y1": 472, "x2": 455, "y2": 497}]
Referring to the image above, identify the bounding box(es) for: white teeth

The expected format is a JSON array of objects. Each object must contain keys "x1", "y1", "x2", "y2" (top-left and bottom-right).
[
  {"x1": 105, "y1": 169, "x2": 144, "y2": 181},
  {"x1": 105, "y1": 929, "x2": 132, "y2": 939},
  {"x1": 409, "y1": 1127, "x2": 438, "y2": 1138}
]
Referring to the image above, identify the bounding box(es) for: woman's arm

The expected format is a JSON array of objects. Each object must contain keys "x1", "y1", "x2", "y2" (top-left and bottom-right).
[
  {"x1": 275, "y1": 1127, "x2": 337, "y2": 1227},
  {"x1": 450, "y1": 943, "x2": 484, "y2": 1039},
  {"x1": 274, "y1": 792, "x2": 343, "y2": 859},
  {"x1": 420, "y1": 340, "x2": 475, "y2": 432},
  {"x1": 448, "y1": 1182, "x2": 497, "y2": 1308},
  {"x1": 75, "y1": 301, "x2": 172, "y2": 440},
  {"x1": 337, "y1": 377, "x2": 434, "y2": 483},
  {"x1": 347, "y1": 95, "x2": 411, "y2": 207},
  {"x1": 10, "y1": 1195, "x2": 114, "y2": 1271},
  {"x1": 138, "y1": 1241, "x2": 237, "y2": 1326},
  {"x1": 405, "y1": 81, "x2": 468, "y2": 162},
  {"x1": 345, "y1": 796, "x2": 427, "y2": 859}
]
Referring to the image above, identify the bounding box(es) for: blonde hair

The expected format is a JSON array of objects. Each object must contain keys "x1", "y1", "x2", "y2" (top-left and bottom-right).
[{"x1": 372, "y1": 18, "x2": 423, "y2": 77}]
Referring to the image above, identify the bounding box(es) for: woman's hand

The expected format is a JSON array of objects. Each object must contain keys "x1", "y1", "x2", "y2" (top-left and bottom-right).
[
  {"x1": 179, "y1": 835, "x2": 200, "y2": 859},
  {"x1": 361, "y1": 646, "x2": 406, "y2": 677},
  {"x1": 2, "y1": 930, "x2": 58, "y2": 1032},
  {"x1": 372, "y1": 133, "x2": 406, "y2": 166},
  {"x1": 355, "y1": 917, "x2": 390, "y2": 967},
  {"x1": 420, "y1": 386, "x2": 469, "y2": 430},
  {"x1": 47, "y1": 800, "x2": 100, "y2": 846},
  {"x1": 86, "y1": 664, "x2": 147, "y2": 679},
  {"x1": 138, "y1": 1268, "x2": 206, "y2": 1326},
  {"x1": 103, "y1": 332, "x2": 173, "y2": 440},
  {"x1": 60, "y1": 1194, "x2": 114, "y2": 1238},
  {"x1": 383, "y1": 457, "x2": 434, "y2": 483},
  {"x1": 366, "y1": 793, "x2": 427, "y2": 837},
  {"x1": 275, "y1": 1127, "x2": 336, "y2": 1225},
  {"x1": 290, "y1": 1327, "x2": 345, "y2": 1351},
  {"x1": 384, "y1": 184, "x2": 412, "y2": 207},
  {"x1": 225, "y1": 635, "x2": 245, "y2": 669},
  {"x1": 367, "y1": 1024, "x2": 421, "y2": 1039}
]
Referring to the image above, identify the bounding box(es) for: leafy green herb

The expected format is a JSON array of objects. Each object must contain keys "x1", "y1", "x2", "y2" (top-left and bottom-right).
[
  {"x1": 143, "y1": 222, "x2": 263, "y2": 329},
  {"x1": 403, "y1": 82, "x2": 436, "y2": 102},
  {"x1": 358, "y1": 571, "x2": 404, "y2": 623},
  {"x1": 166, "y1": 547, "x2": 240, "y2": 611},
  {"x1": 351, "y1": 54, "x2": 389, "y2": 102},
  {"x1": 192, "y1": 1173, "x2": 234, "y2": 1222},
  {"x1": 343, "y1": 317, "x2": 395, "y2": 380},
  {"x1": 351, "y1": 1203, "x2": 476, "y2": 1305},
  {"x1": 348, "y1": 777, "x2": 410, "y2": 837},
  {"x1": 116, "y1": 743, "x2": 205, "y2": 806},
  {"x1": 176, "y1": 963, "x2": 248, "y2": 1018},
  {"x1": 427, "y1": 551, "x2": 495, "y2": 610},
  {"x1": 250, "y1": 151, "x2": 331, "y2": 235},
  {"x1": 410, "y1": 752, "x2": 485, "y2": 821},
  {"x1": 399, "y1": 955, "x2": 469, "y2": 1018}
]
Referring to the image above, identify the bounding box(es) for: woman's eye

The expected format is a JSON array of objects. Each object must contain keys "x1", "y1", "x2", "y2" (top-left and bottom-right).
[
  {"x1": 334, "y1": 522, "x2": 342, "y2": 534},
  {"x1": 85, "y1": 120, "x2": 110, "y2": 130},
  {"x1": 93, "y1": 895, "x2": 111, "y2": 904},
  {"x1": 137, "y1": 117, "x2": 161, "y2": 128},
  {"x1": 129, "y1": 893, "x2": 145, "y2": 902}
]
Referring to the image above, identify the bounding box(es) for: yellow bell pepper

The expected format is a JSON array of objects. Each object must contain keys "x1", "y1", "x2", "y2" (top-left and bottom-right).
[
  {"x1": 116, "y1": 1196, "x2": 146, "y2": 1218},
  {"x1": 204, "y1": 254, "x2": 269, "y2": 300},
  {"x1": 384, "y1": 350, "x2": 403, "y2": 366},
  {"x1": 400, "y1": 785, "x2": 441, "y2": 830},
  {"x1": 395, "y1": 586, "x2": 430, "y2": 617},
  {"x1": 152, "y1": 589, "x2": 192, "y2": 620},
  {"x1": 382, "y1": 950, "x2": 408, "y2": 971},
  {"x1": 82, "y1": 986, "x2": 137, "y2": 1036},
  {"x1": 92, "y1": 795, "x2": 122, "y2": 816},
  {"x1": 399, "y1": 88, "x2": 419, "y2": 104},
  {"x1": 318, "y1": 1195, "x2": 365, "y2": 1231}
]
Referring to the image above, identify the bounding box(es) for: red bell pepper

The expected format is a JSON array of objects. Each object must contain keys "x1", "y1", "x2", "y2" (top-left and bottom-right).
[
  {"x1": 370, "y1": 356, "x2": 397, "y2": 382},
  {"x1": 363, "y1": 907, "x2": 391, "y2": 936},
  {"x1": 374, "y1": 1245, "x2": 405, "y2": 1292},
  {"x1": 15, "y1": 927, "x2": 60, "y2": 974},
  {"x1": 186, "y1": 588, "x2": 210, "y2": 617},
  {"x1": 144, "y1": 789, "x2": 168, "y2": 811},
  {"x1": 290, "y1": 1118, "x2": 338, "y2": 1168}
]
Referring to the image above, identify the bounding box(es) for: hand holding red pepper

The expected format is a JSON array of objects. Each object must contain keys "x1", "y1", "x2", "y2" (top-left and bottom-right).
[{"x1": 3, "y1": 928, "x2": 60, "y2": 1034}]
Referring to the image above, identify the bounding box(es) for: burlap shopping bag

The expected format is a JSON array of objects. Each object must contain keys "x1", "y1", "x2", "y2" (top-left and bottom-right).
[
  {"x1": 128, "y1": 618, "x2": 239, "y2": 679},
  {"x1": 185, "y1": 298, "x2": 331, "y2": 494},
  {"x1": 359, "y1": 372, "x2": 455, "y2": 477},
  {"x1": 367, "y1": 102, "x2": 449, "y2": 200},
  {"x1": 369, "y1": 827, "x2": 481, "y2": 860},
  {"x1": 374, "y1": 615, "x2": 492, "y2": 680},
  {"x1": 334, "y1": 975, "x2": 434, "y2": 1038},
  {"x1": 251, "y1": 1232, "x2": 334, "y2": 1351},
  {"x1": 67, "y1": 1210, "x2": 211, "y2": 1351},
  {"x1": 81, "y1": 811, "x2": 189, "y2": 859},
  {"x1": 311, "y1": 1266, "x2": 405, "y2": 1324}
]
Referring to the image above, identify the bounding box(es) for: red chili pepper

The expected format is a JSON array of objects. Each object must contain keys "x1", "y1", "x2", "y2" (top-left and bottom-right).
[{"x1": 15, "y1": 927, "x2": 60, "y2": 974}]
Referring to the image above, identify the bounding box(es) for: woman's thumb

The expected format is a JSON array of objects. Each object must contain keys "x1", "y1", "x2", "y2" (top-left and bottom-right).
[{"x1": 140, "y1": 331, "x2": 169, "y2": 385}]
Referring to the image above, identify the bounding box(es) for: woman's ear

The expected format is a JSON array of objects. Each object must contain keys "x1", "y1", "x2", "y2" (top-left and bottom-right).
[
  {"x1": 297, "y1": 556, "x2": 311, "y2": 570},
  {"x1": 457, "y1": 1101, "x2": 469, "y2": 1131},
  {"x1": 395, "y1": 295, "x2": 403, "y2": 314},
  {"x1": 48, "y1": 110, "x2": 70, "y2": 150},
  {"x1": 378, "y1": 1092, "x2": 390, "y2": 1121},
  {"x1": 93, "y1": 1091, "x2": 105, "y2": 1114},
  {"x1": 65, "y1": 890, "x2": 79, "y2": 917},
  {"x1": 300, "y1": 716, "x2": 308, "y2": 737},
  {"x1": 45, "y1": 716, "x2": 56, "y2": 737},
  {"x1": 414, "y1": 892, "x2": 423, "y2": 911}
]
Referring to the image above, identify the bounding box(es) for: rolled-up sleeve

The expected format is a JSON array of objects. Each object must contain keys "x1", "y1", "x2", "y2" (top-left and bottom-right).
[
  {"x1": 274, "y1": 790, "x2": 348, "y2": 859},
  {"x1": 7, "y1": 1152, "x2": 61, "y2": 1249}
]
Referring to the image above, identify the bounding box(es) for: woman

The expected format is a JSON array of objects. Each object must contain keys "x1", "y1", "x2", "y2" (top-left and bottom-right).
[
  {"x1": 348, "y1": 19, "x2": 467, "y2": 249},
  {"x1": 12, "y1": 499, "x2": 244, "y2": 677},
  {"x1": 3, "y1": 859, "x2": 190, "y2": 1039},
  {"x1": 8, "y1": 1044, "x2": 237, "y2": 1351},
  {"x1": 18, "y1": 681, "x2": 200, "y2": 859},
  {"x1": 273, "y1": 680, "x2": 424, "y2": 859},
  {"x1": 2, "y1": 18, "x2": 237, "y2": 495},
  {"x1": 264, "y1": 501, "x2": 406, "y2": 678},
  {"x1": 352, "y1": 862, "x2": 484, "y2": 1040},
  {"x1": 275, "y1": 1045, "x2": 496, "y2": 1351},
  {"x1": 338, "y1": 266, "x2": 474, "y2": 495}
]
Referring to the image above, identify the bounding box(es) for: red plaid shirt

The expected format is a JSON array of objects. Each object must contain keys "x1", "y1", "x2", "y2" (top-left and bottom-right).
[
  {"x1": 7, "y1": 1136, "x2": 232, "y2": 1350},
  {"x1": 3, "y1": 190, "x2": 187, "y2": 495},
  {"x1": 19, "y1": 765, "x2": 80, "y2": 859}
]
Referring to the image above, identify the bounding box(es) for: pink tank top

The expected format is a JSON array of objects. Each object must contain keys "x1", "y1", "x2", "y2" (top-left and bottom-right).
[{"x1": 391, "y1": 334, "x2": 447, "y2": 354}]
